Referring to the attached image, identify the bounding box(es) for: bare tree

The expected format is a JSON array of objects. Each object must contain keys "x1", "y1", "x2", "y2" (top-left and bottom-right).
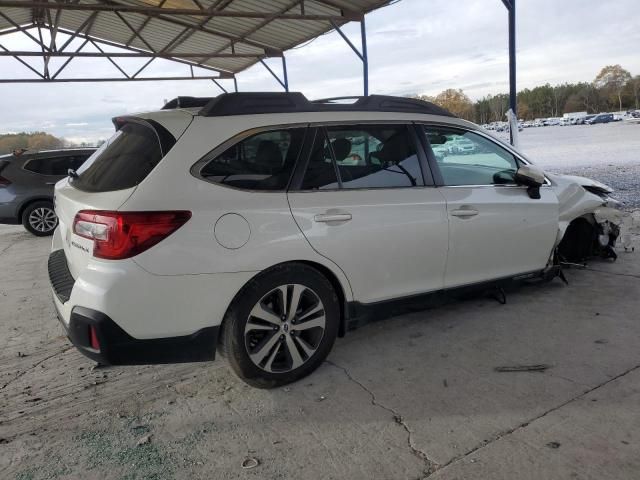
[
  {"x1": 631, "y1": 75, "x2": 640, "y2": 110},
  {"x1": 594, "y1": 64, "x2": 632, "y2": 112}
]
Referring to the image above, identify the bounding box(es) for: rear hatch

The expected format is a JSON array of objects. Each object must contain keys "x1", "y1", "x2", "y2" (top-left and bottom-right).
[{"x1": 54, "y1": 113, "x2": 189, "y2": 278}]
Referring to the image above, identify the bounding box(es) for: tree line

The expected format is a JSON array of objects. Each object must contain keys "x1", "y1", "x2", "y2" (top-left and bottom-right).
[
  {"x1": 415, "y1": 65, "x2": 639, "y2": 124},
  {"x1": 0, "y1": 132, "x2": 64, "y2": 155}
]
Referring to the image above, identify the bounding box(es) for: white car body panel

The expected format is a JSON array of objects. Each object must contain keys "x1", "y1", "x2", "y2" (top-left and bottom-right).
[
  {"x1": 288, "y1": 187, "x2": 449, "y2": 303},
  {"x1": 439, "y1": 185, "x2": 559, "y2": 287},
  {"x1": 52, "y1": 223, "x2": 254, "y2": 338},
  {"x1": 133, "y1": 108, "x2": 194, "y2": 139}
]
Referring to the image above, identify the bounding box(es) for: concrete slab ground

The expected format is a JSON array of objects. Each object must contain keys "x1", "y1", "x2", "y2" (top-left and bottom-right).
[{"x1": 0, "y1": 223, "x2": 639, "y2": 480}]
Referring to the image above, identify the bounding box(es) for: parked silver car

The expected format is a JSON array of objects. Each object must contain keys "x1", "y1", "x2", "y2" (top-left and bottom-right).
[{"x1": 0, "y1": 148, "x2": 95, "y2": 235}]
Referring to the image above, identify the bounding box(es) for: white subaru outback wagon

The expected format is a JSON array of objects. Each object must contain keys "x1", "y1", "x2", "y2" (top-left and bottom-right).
[{"x1": 49, "y1": 93, "x2": 623, "y2": 388}]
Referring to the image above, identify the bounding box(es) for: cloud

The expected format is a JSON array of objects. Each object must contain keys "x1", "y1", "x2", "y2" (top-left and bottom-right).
[{"x1": 0, "y1": 0, "x2": 638, "y2": 142}]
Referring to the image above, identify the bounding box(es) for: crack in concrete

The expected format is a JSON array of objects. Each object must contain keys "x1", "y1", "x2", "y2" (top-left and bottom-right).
[
  {"x1": 1, "y1": 346, "x2": 73, "y2": 391},
  {"x1": 0, "y1": 240, "x2": 17, "y2": 257},
  {"x1": 325, "y1": 360, "x2": 438, "y2": 477},
  {"x1": 429, "y1": 363, "x2": 640, "y2": 477}
]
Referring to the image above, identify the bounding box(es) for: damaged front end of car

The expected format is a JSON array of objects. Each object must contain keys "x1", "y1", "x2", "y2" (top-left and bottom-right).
[{"x1": 548, "y1": 173, "x2": 631, "y2": 264}]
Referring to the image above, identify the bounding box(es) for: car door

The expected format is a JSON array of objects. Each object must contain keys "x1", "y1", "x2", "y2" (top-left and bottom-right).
[
  {"x1": 287, "y1": 124, "x2": 449, "y2": 304},
  {"x1": 420, "y1": 125, "x2": 559, "y2": 288}
]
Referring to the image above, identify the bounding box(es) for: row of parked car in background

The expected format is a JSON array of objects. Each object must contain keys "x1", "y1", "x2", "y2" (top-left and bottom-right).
[{"x1": 483, "y1": 109, "x2": 640, "y2": 131}]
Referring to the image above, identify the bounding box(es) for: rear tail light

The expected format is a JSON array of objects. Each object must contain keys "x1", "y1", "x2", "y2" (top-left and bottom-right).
[
  {"x1": 0, "y1": 175, "x2": 10, "y2": 187},
  {"x1": 72, "y1": 210, "x2": 191, "y2": 260}
]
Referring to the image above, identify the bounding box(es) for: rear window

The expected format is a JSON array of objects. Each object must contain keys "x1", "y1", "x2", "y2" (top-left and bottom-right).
[{"x1": 71, "y1": 122, "x2": 169, "y2": 192}]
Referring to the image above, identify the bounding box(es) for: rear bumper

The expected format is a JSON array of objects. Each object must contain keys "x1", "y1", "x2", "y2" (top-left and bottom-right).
[
  {"x1": 47, "y1": 242, "x2": 254, "y2": 365},
  {"x1": 48, "y1": 248, "x2": 221, "y2": 365},
  {"x1": 57, "y1": 305, "x2": 218, "y2": 365}
]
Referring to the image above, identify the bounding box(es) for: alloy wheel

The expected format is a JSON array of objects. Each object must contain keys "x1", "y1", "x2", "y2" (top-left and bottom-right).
[
  {"x1": 28, "y1": 207, "x2": 58, "y2": 233},
  {"x1": 244, "y1": 284, "x2": 326, "y2": 373}
]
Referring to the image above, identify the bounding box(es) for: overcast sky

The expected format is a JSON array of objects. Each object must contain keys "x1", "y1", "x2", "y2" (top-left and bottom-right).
[{"x1": 0, "y1": 0, "x2": 638, "y2": 143}]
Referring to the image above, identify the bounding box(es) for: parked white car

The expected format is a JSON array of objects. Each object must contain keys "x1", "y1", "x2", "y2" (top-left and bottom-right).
[
  {"x1": 48, "y1": 93, "x2": 625, "y2": 388},
  {"x1": 446, "y1": 136, "x2": 476, "y2": 154}
]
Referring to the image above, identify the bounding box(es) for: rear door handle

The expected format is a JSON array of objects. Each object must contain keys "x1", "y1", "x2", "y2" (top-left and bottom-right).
[
  {"x1": 450, "y1": 209, "x2": 479, "y2": 218},
  {"x1": 314, "y1": 213, "x2": 352, "y2": 223}
]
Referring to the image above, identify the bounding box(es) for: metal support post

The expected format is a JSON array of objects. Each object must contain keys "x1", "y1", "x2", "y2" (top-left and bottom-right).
[
  {"x1": 503, "y1": 0, "x2": 517, "y2": 144},
  {"x1": 360, "y1": 17, "x2": 368, "y2": 96}
]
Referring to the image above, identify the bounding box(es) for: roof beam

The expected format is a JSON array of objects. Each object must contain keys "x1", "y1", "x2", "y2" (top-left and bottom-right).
[
  {"x1": 114, "y1": 10, "x2": 155, "y2": 52},
  {"x1": 52, "y1": 38, "x2": 89, "y2": 79},
  {"x1": 94, "y1": 0, "x2": 280, "y2": 53},
  {"x1": 58, "y1": 11, "x2": 98, "y2": 52},
  {"x1": 174, "y1": 0, "x2": 302, "y2": 67},
  {"x1": 124, "y1": 0, "x2": 167, "y2": 47},
  {"x1": 54, "y1": 26, "x2": 235, "y2": 75},
  {"x1": 0, "y1": 41, "x2": 44, "y2": 78},
  {"x1": 0, "y1": 75, "x2": 228, "y2": 83},
  {"x1": 158, "y1": 0, "x2": 240, "y2": 56},
  {"x1": 0, "y1": 1, "x2": 362, "y2": 20},
  {"x1": 0, "y1": 51, "x2": 272, "y2": 58},
  {"x1": 90, "y1": 39, "x2": 130, "y2": 78},
  {"x1": 0, "y1": 25, "x2": 27, "y2": 36},
  {"x1": 0, "y1": 11, "x2": 50, "y2": 51},
  {"x1": 52, "y1": 11, "x2": 99, "y2": 78}
]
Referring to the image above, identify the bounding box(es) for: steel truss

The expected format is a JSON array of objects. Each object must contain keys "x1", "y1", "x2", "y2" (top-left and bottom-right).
[
  {"x1": 0, "y1": 0, "x2": 366, "y2": 85},
  {"x1": 0, "y1": 0, "x2": 518, "y2": 145}
]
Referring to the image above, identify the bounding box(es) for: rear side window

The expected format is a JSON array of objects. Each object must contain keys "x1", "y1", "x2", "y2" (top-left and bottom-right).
[
  {"x1": 24, "y1": 154, "x2": 90, "y2": 176},
  {"x1": 300, "y1": 124, "x2": 424, "y2": 190},
  {"x1": 197, "y1": 128, "x2": 305, "y2": 191},
  {"x1": 72, "y1": 122, "x2": 168, "y2": 192}
]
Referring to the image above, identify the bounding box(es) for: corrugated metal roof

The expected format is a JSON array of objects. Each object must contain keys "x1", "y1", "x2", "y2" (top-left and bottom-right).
[{"x1": 0, "y1": 0, "x2": 391, "y2": 75}]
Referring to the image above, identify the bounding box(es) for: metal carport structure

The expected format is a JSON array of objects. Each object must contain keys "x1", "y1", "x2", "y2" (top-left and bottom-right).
[{"x1": 0, "y1": 0, "x2": 518, "y2": 140}]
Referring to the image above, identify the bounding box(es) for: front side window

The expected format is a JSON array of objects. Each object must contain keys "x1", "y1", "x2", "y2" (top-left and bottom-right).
[
  {"x1": 300, "y1": 124, "x2": 424, "y2": 190},
  {"x1": 199, "y1": 128, "x2": 305, "y2": 191},
  {"x1": 424, "y1": 127, "x2": 520, "y2": 186}
]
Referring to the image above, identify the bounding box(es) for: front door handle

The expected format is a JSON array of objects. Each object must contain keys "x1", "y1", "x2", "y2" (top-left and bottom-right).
[
  {"x1": 314, "y1": 213, "x2": 352, "y2": 223},
  {"x1": 450, "y1": 209, "x2": 479, "y2": 218}
]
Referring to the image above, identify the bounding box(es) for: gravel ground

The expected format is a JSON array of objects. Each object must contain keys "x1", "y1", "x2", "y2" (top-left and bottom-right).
[
  {"x1": 548, "y1": 162, "x2": 640, "y2": 209},
  {"x1": 493, "y1": 122, "x2": 640, "y2": 209}
]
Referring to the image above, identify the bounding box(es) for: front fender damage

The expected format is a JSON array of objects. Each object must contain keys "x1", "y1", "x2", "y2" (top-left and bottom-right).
[{"x1": 548, "y1": 173, "x2": 631, "y2": 263}]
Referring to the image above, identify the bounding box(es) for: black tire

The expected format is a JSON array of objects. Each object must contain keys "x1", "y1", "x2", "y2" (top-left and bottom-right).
[
  {"x1": 22, "y1": 200, "x2": 58, "y2": 236},
  {"x1": 220, "y1": 263, "x2": 340, "y2": 389}
]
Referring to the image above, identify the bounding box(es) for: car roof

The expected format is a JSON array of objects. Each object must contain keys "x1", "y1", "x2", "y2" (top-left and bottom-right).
[
  {"x1": 161, "y1": 92, "x2": 455, "y2": 118},
  {"x1": 0, "y1": 148, "x2": 96, "y2": 160}
]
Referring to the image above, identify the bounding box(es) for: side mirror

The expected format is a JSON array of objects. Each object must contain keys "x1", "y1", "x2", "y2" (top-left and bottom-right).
[{"x1": 514, "y1": 165, "x2": 545, "y2": 199}]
